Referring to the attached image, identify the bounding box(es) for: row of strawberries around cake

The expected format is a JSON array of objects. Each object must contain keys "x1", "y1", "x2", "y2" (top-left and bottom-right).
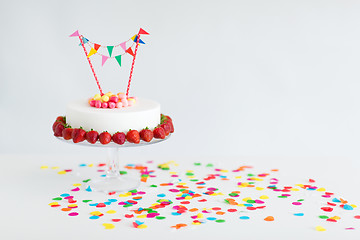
[{"x1": 52, "y1": 114, "x2": 174, "y2": 144}]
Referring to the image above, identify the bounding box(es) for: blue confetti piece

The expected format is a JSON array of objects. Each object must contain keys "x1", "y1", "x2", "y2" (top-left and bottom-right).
[
  {"x1": 332, "y1": 198, "x2": 341, "y2": 203},
  {"x1": 108, "y1": 199, "x2": 117, "y2": 202},
  {"x1": 104, "y1": 202, "x2": 112, "y2": 205},
  {"x1": 244, "y1": 204, "x2": 253, "y2": 207},
  {"x1": 293, "y1": 213, "x2": 304, "y2": 216},
  {"x1": 157, "y1": 194, "x2": 166, "y2": 197},
  {"x1": 239, "y1": 216, "x2": 250, "y2": 220},
  {"x1": 135, "y1": 220, "x2": 144, "y2": 225},
  {"x1": 60, "y1": 193, "x2": 70, "y2": 197},
  {"x1": 100, "y1": 174, "x2": 106, "y2": 177},
  {"x1": 89, "y1": 216, "x2": 100, "y2": 220},
  {"x1": 171, "y1": 212, "x2": 181, "y2": 216},
  {"x1": 207, "y1": 217, "x2": 217, "y2": 221},
  {"x1": 343, "y1": 204, "x2": 353, "y2": 210},
  {"x1": 79, "y1": 164, "x2": 87, "y2": 167},
  {"x1": 89, "y1": 203, "x2": 98, "y2": 206},
  {"x1": 86, "y1": 186, "x2": 92, "y2": 192}
]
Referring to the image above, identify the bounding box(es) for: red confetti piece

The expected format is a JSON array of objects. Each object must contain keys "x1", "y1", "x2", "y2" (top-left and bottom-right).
[
  {"x1": 180, "y1": 201, "x2": 190, "y2": 204},
  {"x1": 309, "y1": 179, "x2": 315, "y2": 183},
  {"x1": 198, "y1": 199, "x2": 207, "y2": 202},
  {"x1": 354, "y1": 215, "x2": 360, "y2": 219},
  {"x1": 227, "y1": 209, "x2": 237, "y2": 212},
  {"x1": 50, "y1": 204, "x2": 61, "y2": 208},
  {"x1": 108, "y1": 192, "x2": 116, "y2": 195},
  {"x1": 326, "y1": 218, "x2": 337, "y2": 222},
  {"x1": 125, "y1": 214, "x2": 134, "y2": 218},
  {"x1": 321, "y1": 207, "x2": 333, "y2": 212},
  {"x1": 327, "y1": 202, "x2": 336, "y2": 206},
  {"x1": 96, "y1": 203, "x2": 106, "y2": 208},
  {"x1": 112, "y1": 219, "x2": 121, "y2": 222}
]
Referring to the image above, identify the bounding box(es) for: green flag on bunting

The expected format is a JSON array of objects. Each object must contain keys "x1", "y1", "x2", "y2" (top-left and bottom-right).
[
  {"x1": 107, "y1": 46, "x2": 114, "y2": 57},
  {"x1": 115, "y1": 55, "x2": 121, "y2": 67}
]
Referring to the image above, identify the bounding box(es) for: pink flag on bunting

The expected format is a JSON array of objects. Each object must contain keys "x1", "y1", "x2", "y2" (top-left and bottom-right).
[
  {"x1": 102, "y1": 55, "x2": 109, "y2": 66},
  {"x1": 69, "y1": 30, "x2": 80, "y2": 37},
  {"x1": 120, "y1": 42, "x2": 127, "y2": 51}
]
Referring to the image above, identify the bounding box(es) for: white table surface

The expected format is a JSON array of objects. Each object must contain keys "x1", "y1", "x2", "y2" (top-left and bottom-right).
[{"x1": 1, "y1": 154, "x2": 359, "y2": 240}]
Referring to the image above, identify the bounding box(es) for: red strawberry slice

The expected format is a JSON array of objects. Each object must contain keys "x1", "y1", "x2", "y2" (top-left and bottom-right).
[
  {"x1": 140, "y1": 128, "x2": 153, "y2": 142},
  {"x1": 126, "y1": 130, "x2": 140, "y2": 144},
  {"x1": 99, "y1": 131, "x2": 112, "y2": 145},
  {"x1": 86, "y1": 130, "x2": 99, "y2": 144},
  {"x1": 160, "y1": 123, "x2": 171, "y2": 136},
  {"x1": 72, "y1": 128, "x2": 86, "y2": 143},
  {"x1": 62, "y1": 127, "x2": 73, "y2": 140},
  {"x1": 54, "y1": 122, "x2": 65, "y2": 137},
  {"x1": 153, "y1": 127, "x2": 165, "y2": 139},
  {"x1": 112, "y1": 132, "x2": 126, "y2": 145}
]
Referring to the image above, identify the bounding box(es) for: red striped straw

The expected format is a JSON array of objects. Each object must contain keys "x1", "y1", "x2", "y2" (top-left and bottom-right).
[
  {"x1": 78, "y1": 35, "x2": 104, "y2": 96},
  {"x1": 126, "y1": 33, "x2": 141, "y2": 97}
]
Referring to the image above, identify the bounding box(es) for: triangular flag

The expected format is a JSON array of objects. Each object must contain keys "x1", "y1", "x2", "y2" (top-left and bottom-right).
[
  {"x1": 132, "y1": 35, "x2": 145, "y2": 44},
  {"x1": 115, "y1": 55, "x2": 121, "y2": 67},
  {"x1": 107, "y1": 46, "x2": 114, "y2": 57},
  {"x1": 69, "y1": 30, "x2": 80, "y2": 37},
  {"x1": 120, "y1": 42, "x2": 127, "y2": 51},
  {"x1": 138, "y1": 28, "x2": 149, "y2": 35},
  {"x1": 79, "y1": 37, "x2": 89, "y2": 46},
  {"x1": 94, "y1": 44, "x2": 101, "y2": 51},
  {"x1": 126, "y1": 47, "x2": 135, "y2": 57},
  {"x1": 87, "y1": 48, "x2": 97, "y2": 58},
  {"x1": 102, "y1": 55, "x2": 109, "y2": 66}
]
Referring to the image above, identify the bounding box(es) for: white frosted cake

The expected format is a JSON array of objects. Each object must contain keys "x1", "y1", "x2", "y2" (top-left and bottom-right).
[{"x1": 66, "y1": 98, "x2": 160, "y2": 134}]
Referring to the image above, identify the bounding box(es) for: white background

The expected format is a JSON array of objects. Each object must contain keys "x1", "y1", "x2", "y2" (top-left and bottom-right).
[
  {"x1": 1, "y1": 1, "x2": 360, "y2": 239},
  {"x1": 1, "y1": 0, "x2": 360, "y2": 158}
]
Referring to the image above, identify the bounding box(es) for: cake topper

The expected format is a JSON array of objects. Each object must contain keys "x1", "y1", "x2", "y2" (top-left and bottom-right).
[{"x1": 69, "y1": 28, "x2": 149, "y2": 106}]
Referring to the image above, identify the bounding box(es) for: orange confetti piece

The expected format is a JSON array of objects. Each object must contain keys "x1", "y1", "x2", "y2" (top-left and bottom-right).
[
  {"x1": 171, "y1": 223, "x2": 187, "y2": 229},
  {"x1": 61, "y1": 208, "x2": 72, "y2": 211},
  {"x1": 189, "y1": 208, "x2": 198, "y2": 212},
  {"x1": 264, "y1": 216, "x2": 275, "y2": 221},
  {"x1": 216, "y1": 211, "x2": 225, "y2": 215}
]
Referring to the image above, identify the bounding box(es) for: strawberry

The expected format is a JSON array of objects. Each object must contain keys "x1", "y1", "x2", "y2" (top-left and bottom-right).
[
  {"x1": 86, "y1": 129, "x2": 99, "y2": 144},
  {"x1": 167, "y1": 120, "x2": 174, "y2": 133},
  {"x1": 56, "y1": 116, "x2": 66, "y2": 124},
  {"x1": 62, "y1": 127, "x2": 73, "y2": 140},
  {"x1": 54, "y1": 122, "x2": 65, "y2": 137},
  {"x1": 99, "y1": 131, "x2": 112, "y2": 145},
  {"x1": 72, "y1": 128, "x2": 86, "y2": 143},
  {"x1": 112, "y1": 132, "x2": 126, "y2": 145},
  {"x1": 140, "y1": 128, "x2": 153, "y2": 142},
  {"x1": 161, "y1": 123, "x2": 171, "y2": 136},
  {"x1": 52, "y1": 121, "x2": 61, "y2": 133},
  {"x1": 165, "y1": 115, "x2": 172, "y2": 122},
  {"x1": 153, "y1": 127, "x2": 165, "y2": 139},
  {"x1": 126, "y1": 130, "x2": 140, "y2": 144}
]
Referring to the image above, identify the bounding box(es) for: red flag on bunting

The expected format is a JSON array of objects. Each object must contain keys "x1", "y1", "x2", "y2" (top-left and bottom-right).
[
  {"x1": 94, "y1": 44, "x2": 101, "y2": 51},
  {"x1": 138, "y1": 28, "x2": 149, "y2": 35},
  {"x1": 126, "y1": 47, "x2": 135, "y2": 57}
]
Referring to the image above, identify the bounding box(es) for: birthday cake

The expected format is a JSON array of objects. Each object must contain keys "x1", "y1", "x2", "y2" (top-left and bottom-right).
[{"x1": 52, "y1": 28, "x2": 174, "y2": 144}]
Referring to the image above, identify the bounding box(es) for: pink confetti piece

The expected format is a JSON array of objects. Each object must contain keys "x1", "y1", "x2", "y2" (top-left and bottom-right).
[
  {"x1": 292, "y1": 202, "x2": 302, "y2": 206},
  {"x1": 68, "y1": 212, "x2": 79, "y2": 216},
  {"x1": 71, "y1": 187, "x2": 80, "y2": 192}
]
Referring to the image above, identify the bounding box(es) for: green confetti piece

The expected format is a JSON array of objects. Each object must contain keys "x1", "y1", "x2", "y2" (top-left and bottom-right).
[
  {"x1": 206, "y1": 163, "x2": 214, "y2": 167},
  {"x1": 278, "y1": 196, "x2": 288, "y2": 198},
  {"x1": 141, "y1": 174, "x2": 149, "y2": 178},
  {"x1": 119, "y1": 171, "x2": 127, "y2": 175},
  {"x1": 297, "y1": 199, "x2": 304, "y2": 202},
  {"x1": 246, "y1": 200, "x2": 256, "y2": 203},
  {"x1": 129, "y1": 189, "x2": 137, "y2": 193},
  {"x1": 186, "y1": 172, "x2": 194, "y2": 176},
  {"x1": 52, "y1": 197, "x2": 62, "y2": 200},
  {"x1": 194, "y1": 163, "x2": 201, "y2": 166},
  {"x1": 150, "y1": 185, "x2": 157, "y2": 187},
  {"x1": 123, "y1": 204, "x2": 133, "y2": 208},
  {"x1": 248, "y1": 182, "x2": 255, "y2": 184},
  {"x1": 319, "y1": 215, "x2": 329, "y2": 219},
  {"x1": 82, "y1": 200, "x2": 92, "y2": 203},
  {"x1": 156, "y1": 216, "x2": 166, "y2": 220},
  {"x1": 247, "y1": 174, "x2": 255, "y2": 176},
  {"x1": 229, "y1": 193, "x2": 238, "y2": 197},
  {"x1": 161, "y1": 167, "x2": 170, "y2": 170},
  {"x1": 215, "y1": 219, "x2": 225, "y2": 223},
  {"x1": 83, "y1": 179, "x2": 91, "y2": 183},
  {"x1": 190, "y1": 179, "x2": 199, "y2": 182}
]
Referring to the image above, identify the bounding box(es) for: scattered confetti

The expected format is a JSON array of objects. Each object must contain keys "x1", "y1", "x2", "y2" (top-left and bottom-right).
[
  {"x1": 315, "y1": 226, "x2": 326, "y2": 232},
  {"x1": 102, "y1": 223, "x2": 115, "y2": 229}
]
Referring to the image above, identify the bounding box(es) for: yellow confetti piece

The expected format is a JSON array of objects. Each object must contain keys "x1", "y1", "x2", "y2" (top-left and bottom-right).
[
  {"x1": 235, "y1": 176, "x2": 242, "y2": 179},
  {"x1": 220, "y1": 169, "x2": 228, "y2": 173},
  {"x1": 49, "y1": 202, "x2": 59, "y2": 206},
  {"x1": 315, "y1": 226, "x2": 326, "y2": 232},
  {"x1": 350, "y1": 204, "x2": 357, "y2": 208},
  {"x1": 256, "y1": 187, "x2": 264, "y2": 190},
  {"x1": 102, "y1": 223, "x2": 115, "y2": 229},
  {"x1": 197, "y1": 213, "x2": 204, "y2": 219},
  {"x1": 237, "y1": 204, "x2": 245, "y2": 207},
  {"x1": 68, "y1": 204, "x2": 77, "y2": 208},
  {"x1": 88, "y1": 164, "x2": 94, "y2": 167},
  {"x1": 260, "y1": 195, "x2": 269, "y2": 199},
  {"x1": 119, "y1": 192, "x2": 132, "y2": 197},
  {"x1": 192, "y1": 222, "x2": 201, "y2": 225},
  {"x1": 57, "y1": 170, "x2": 66, "y2": 175},
  {"x1": 331, "y1": 216, "x2": 341, "y2": 220},
  {"x1": 137, "y1": 224, "x2": 147, "y2": 229},
  {"x1": 106, "y1": 210, "x2": 116, "y2": 214},
  {"x1": 40, "y1": 166, "x2": 48, "y2": 169},
  {"x1": 137, "y1": 215, "x2": 146, "y2": 218},
  {"x1": 291, "y1": 188, "x2": 300, "y2": 191},
  {"x1": 184, "y1": 196, "x2": 192, "y2": 199},
  {"x1": 73, "y1": 183, "x2": 82, "y2": 186},
  {"x1": 90, "y1": 211, "x2": 102, "y2": 216},
  {"x1": 169, "y1": 171, "x2": 177, "y2": 174},
  {"x1": 177, "y1": 182, "x2": 187, "y2": 186},
  {"x1": 187, "y1": 176, "x2": 195, "y2": 179},
  {"x1": 317, "y1": 187, "x2": 326, "y2": 192},
  {"x1": 242, "y1": 197, "x2": 252, "y2": 202},
  {"x1": 186, "y1": 170, "x2": 194, "y2": 173}
]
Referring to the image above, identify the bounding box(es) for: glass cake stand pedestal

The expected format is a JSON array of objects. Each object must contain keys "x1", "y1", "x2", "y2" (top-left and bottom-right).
[{"x1": 57, "y1": 136, "x2": 169, "y2": 193}]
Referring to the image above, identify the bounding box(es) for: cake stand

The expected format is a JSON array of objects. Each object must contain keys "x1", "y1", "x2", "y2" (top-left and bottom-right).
[{"x1": 57, "y1": 136, "x2": 169, "y2": 193}]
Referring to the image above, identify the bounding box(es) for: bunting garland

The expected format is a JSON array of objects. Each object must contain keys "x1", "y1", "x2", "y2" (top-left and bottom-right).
[{"x1": 69, "y1": 28, "x2": 149, "y2": 96}]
